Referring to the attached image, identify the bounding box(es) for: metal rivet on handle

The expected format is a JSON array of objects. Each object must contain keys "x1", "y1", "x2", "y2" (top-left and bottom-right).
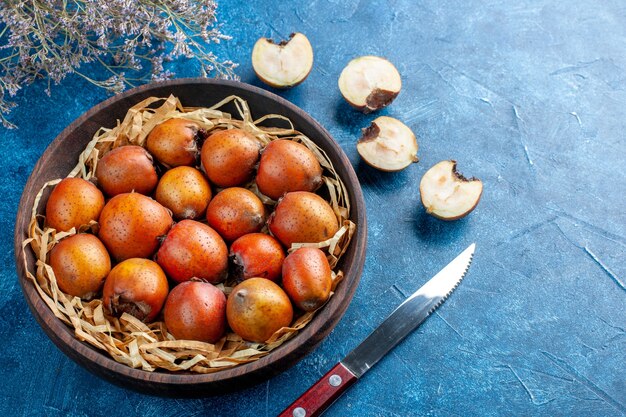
[
  {"x1": 293, "y1": 407, "x2": 306, "y2": 417},
  {"x1": 329, "y1": 374, "x2": 342, "y2": 387}
]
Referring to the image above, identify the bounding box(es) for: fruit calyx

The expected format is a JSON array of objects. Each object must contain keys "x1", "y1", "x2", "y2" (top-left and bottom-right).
[
  {"x1": 229, "y1": 253, "x2": 246, "y2": 282},
  {"x1": 110, "y1": 293, "x2": 152, "y2": 322}
]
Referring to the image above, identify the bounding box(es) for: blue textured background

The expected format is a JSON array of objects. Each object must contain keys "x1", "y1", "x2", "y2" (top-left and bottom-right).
[{"x1": 2, "y1": 1, "x2": 625, "y2": 416}]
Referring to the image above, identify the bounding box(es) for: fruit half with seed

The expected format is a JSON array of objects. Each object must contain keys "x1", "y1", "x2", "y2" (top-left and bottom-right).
[
  {"x1": 338, "y1": 56, "x2": 401, "y2": 113},
  {"x1": 419, "y1": 160, "x2": 483, "y2": 220},
  {"x1": 357, "y1": 116, "x2": 418, "y2": 171},
  {"x1": 252, "y1": 32, "x2": 314, "y2": 88}
]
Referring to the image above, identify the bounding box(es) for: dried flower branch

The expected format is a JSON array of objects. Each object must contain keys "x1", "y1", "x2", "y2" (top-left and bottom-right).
[{"x1": 0, "y1": 0, "x2": 238, "y2": 128}]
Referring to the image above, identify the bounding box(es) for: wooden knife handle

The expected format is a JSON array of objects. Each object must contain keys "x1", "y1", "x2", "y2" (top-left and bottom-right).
[{"x1": 278, "y1": 362, "x2": 357, "y2": 417}]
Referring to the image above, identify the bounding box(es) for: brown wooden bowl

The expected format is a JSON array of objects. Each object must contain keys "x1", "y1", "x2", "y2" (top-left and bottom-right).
[{"x1": 14, "y1": 79, "x2": 367, "y2": 397}]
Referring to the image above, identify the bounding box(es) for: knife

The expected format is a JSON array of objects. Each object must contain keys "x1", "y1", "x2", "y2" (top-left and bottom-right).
[{"x1": 278, "y1": 243, "x2": 475, "y2": 417}]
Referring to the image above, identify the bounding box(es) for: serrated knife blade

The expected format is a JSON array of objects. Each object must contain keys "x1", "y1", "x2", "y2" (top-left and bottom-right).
[{"x1": 279, "y1": 243, "x2": 475, "y2": 417}]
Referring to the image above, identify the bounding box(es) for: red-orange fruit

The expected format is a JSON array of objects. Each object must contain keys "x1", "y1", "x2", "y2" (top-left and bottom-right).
[
  {"x1": 95, "y1": 145, "x2": 158, "y2": 197},
  {"x1": 282, "y1": 247, "x2": 332, "y2": 311},
  {"x1": 268, "y1": 191, "x2": 339, "y2": 247},
  {"x1": 229, "y1": 233, "x2": 285, "y2": 282},
  {"x1": 102, "y1": 258, "x2": 169, "y2": 323},
  {"x1": 226, "y1": 278, "x2": 293, "y2": 343},
  {"x1": 256, "y1": 139, "x2": 323, "y2": 200},
  {"x1": 45, "y1": 177, "x2": 105, "y2": 232},
  {"x1": 49, "y1": 234, "x2": 111, "y2": 300},
  {"x1": 200, "y1": 128, "x2": 261, "y2": 187},
  {"x1": 155, "y1": 166, "x2": 212, "y2": 220},
  {"x1": 145, "y1": 118, "x2": 201, "y2": 167},
  {"x1": 155, "y1": 220, "x2": 228, "y2": 284},
  {"x1": 164, "y1": 281, "x2": 227, "y2": 343},
  {"x1": 98, "y1": 193, "x2": 173, "y2": 261},
  {"x1": 206, "y1": 187, "x2": 266, "y2": 242}
]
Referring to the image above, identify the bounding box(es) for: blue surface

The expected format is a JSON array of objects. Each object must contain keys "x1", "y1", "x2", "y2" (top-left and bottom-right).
[{"x1": 2, "y1": 1, "x2": 625, "y2": 416}]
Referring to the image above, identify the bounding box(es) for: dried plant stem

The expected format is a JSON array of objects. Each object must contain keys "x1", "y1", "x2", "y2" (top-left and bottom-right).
[{"x1": 0, "y1": 1, "x2": 238, "y2": 128}]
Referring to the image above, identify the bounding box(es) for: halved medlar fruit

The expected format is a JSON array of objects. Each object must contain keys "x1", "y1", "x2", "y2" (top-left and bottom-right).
[
  {"x1": 419, "y1": 160, "x2": 483, "y2": 220},
  {"x1": 251, "y1": 32, "x2": 314, "y2": 88},
  {"x1": 357, "y1": 116, "x2": 418, "y2": 171},
  {"x1": 338, "y1": 56, "x2": 401, "y2": 113}
]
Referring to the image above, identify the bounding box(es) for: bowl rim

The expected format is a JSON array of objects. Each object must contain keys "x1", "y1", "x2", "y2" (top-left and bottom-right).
[{"x1": 14, "y1": 78, "x2": 367, "y2": 395}]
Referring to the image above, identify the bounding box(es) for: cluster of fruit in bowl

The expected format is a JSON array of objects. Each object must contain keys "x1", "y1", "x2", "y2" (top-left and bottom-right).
[{"x1": 44, "y1": 117, "x2": 344, "y2": 346}]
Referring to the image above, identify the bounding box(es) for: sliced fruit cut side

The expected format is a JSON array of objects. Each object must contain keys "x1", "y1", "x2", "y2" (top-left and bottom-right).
[
  {"x1": 420, "y1": 160, "x2": 483, "y2": 220},
  {"x1": 251, "y1": 32, "x2": 314, "y2": 88},
  {"x1": 357, "y1": 116, "x2": 418, "y2": 171},
  {"x1": 338, "y1": 56, "x2": 401, "y2": 113}
]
